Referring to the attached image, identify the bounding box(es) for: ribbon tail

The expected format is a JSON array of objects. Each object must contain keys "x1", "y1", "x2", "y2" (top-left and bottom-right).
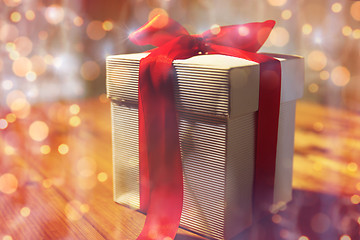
[{"x1": 137, "y1": 54, "x2": 183, "y2": 240}]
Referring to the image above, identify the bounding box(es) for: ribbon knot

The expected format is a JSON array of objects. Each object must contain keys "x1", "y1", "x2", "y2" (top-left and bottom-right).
[{"x1": 130, "y1": 14, "x2": 282, "y2": 240}]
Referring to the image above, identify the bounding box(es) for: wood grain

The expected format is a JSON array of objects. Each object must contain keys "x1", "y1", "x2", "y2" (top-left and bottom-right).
[{"x1": 1, "y1": 97, "x2": 359, "y2": 240}]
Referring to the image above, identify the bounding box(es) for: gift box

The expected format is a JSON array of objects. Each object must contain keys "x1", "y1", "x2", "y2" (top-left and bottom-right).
[{"x1": 106, "y1": 52, "x2": 304, "y2": 240}]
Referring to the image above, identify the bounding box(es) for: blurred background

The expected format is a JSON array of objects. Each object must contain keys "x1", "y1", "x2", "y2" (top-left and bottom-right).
[
  {"x1": 0, "y1": 0, "x2": 359, "y2": 111},
  {"x1": 1, "y1": 0, "x2": 360, "y2": 240}
]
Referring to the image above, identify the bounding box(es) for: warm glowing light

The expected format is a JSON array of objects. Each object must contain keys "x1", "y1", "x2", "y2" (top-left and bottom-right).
[
  {"x1": 342, "y1": 26, "x2": 352, "y2": 36},
  {"x1": 80, "y1": 61, "x2": 100, "y2": 81},
  {"x1": 69, "y1": 104, "x2": 80, "y2": 114},
  {"x1": 45, "y1": 5, "x2": 65, "y2": 25},
  {"x1": 31, "y1": 55, "x2": 47, "y2": 75},
  {"x1": 2, "y1": 80, "x2": 13, "y2": 90},
  {"x1": 0, "y1": 23, "x2": 19, "y2": 42},
  {"x1": 97, "y1": 172, "x2": 108, "y2": 182},
  {"x1": 44, "y1": 54, "x2": 54, "y2": 65},
  {"x1": 350, "y1": 2, "x2": 360, "y2": 21},
  {"x1": 80, "y1": 204, "x2": 90, "y2": 213},
  {"x1": 331, "y1": 3, "x2": 342, "y2": 13},
  {"x1": 9, "y1": 50, "x2": 19, "y2": 61},
  {"x1": 6, "y1": 90, "x2": 31, "y2": 119},
  {"x1": 271, "y1": 214, "x2": 282, "y2": 223},
  {"x1": 29, "y1": 121, "x2": 49, "y2": 142},
  {"x1": 0, "y1": 59, "x2": 3, "y2": 72},
  {"x1": 69, "y1": 116, "x2": 81, "y2": 127},
  {"x1": 320, "y1": 70, "x2": 329, "y2": 80},
  {"x1": 353, "y1": 29, "x2": 360, "y2": 39},
  {"x1": 86, "y1": 21, "x2": 106, "y2": 40},
  {"x1": 77, "y1": 158, "x2": 97, "y2": 178},
  {"x1": 310, "y1": 213, "x2": 331, "y2": 233},
  {"x1": 4, "y1": 0, "x2": 21, "y2": 7},
  {"x1": 267, "y1": 0, "x2": 287, "y2": 7},
  {"x1": 4, "y1": 145, "x2": 15, "y2": 155},
  {"x1": 347, "y1": 162, "x2": 358, "y2": 172},
  {"x1": 308, "y1": 83, "x2": 319, "y2": 93},
  {"x1": 58, "y1": 144, "x2": 69, "y2": 155},
  {"x1": 73, "y1": 16, "x2": 84, "y2": 27},
  {"x1": 281, "y1": 10, "x2": 292, "y2": 20},
  {"x1": 2, "y1": 235, "x2": 13, "y2": 240},
  {"x1": 10, "y1": 12, "x2": 21, "y2": 23},
  {"x1": 340, "y1": 235, "x2": 351, "y2": 240},
  {"x1": 210, "y1": 24, "x2": 221, "y2": 35},
  {"x1": 331, "y1": 66, "x2": 350, "y2": 87},
  {"x1": 351, "y1": 194, "x2": 360, "y2": 204},
  {"x1": 20, "y1": 207, "x2": 31, "y2": 217},
  {"x1": 269, "y1": 27, "x2": 289, "y2": 47},
  {"x1": 26, "y1": 71, "x2": 37, "y2": 82},
  {"x1": 40, "y1": 145, "x2": 51, "y2": 155},
  {"x1": 42, "y1": 179, "x2": 52, "y2": 188},
  {"x1": 25, "y1": 10, "x2": 35, "y2": 21},
  {"x1": 65, "y1": 201, "x2": 82, "y2": 221},
  {"x1": 0, "y1": 173, "x2": 18, "y2": 194},
  {"x1": 0, "y1": 119, "x2": 8, "y2": 130},
  {"x1": 298, "y1": 236, "x2": 309, "y2": 240},
  {"x1": 102, "y1": 20, "x2": 113, "y2": 31},
  {"x1": 6, "y1": 113, "x2": 16, "y2": 123},
  {"x1": 302, "y1": 24, "x2": 312, "y2": 35},
  {"x1": 99, "y1": 94, "x2": 109, "y2": 103},
  {"x1": 313, "y1": 122, "x2": 324, "y2": 132},
  {"x1": 14, "y1": 36, "x2": 33, "y2": 57},
  {"x1": 307, "y1": 50, "x2": 327, "y2": 71},
  {"x1": 238, "y1": 26, "x2": 249, "y2": 36},
  {"x1": 12, "y1": 57, "x2": 32, "y2": 77},
  {"x1": 358, "y1": 216, "x2": 360, "y2": 224},
  {"x1": 38, "y1": 31, "x2": 48, "y2": 40},
  {"x1": 148, "y1": 8, "x2": 169, "y2": 29}
]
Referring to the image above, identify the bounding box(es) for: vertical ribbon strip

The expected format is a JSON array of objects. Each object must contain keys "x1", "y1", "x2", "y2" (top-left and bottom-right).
[{"x1": 129, "y1": 15, "x2": 281, "y2": 239}]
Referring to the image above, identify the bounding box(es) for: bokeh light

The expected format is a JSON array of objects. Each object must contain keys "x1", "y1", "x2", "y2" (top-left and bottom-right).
[
  {"x1": 69, "y1": 116, "x2": 81, "y2": 127},
  {"x1": 308, "y1": 83, "x2": 319, "y2": 93},
  {"x1": 12, "y1": 57, "x2": 32, "y2": 77},
  {"x1": 86, "y1": 21, "x2": 106, "y2": 40},
  {"x1": 2, "y1": 235, "x2": 13, "y2": 240},
  {"x1": 307, "y1": 50, "x2": 327, "y2": 71},
  {"x1": 267, "y1": 0, "x2": 287, "y2": 7},
  {"x1": 350, "y1": 2, "x2": 360, "y2": 21},
  {"x1": 6, "y1": 90, "x2": 31, "y2": 119},
  {"x1": 64, "y1": 200, "x2": 82, "y2": 221},
  {"x1": 29, "y1": 121, "x2": 49, "y2": 142},
  {"x1": 281, "y1": 10, "x2": 292, "y2": 20},
  {"x1": 102, "y1": 20, "x2": 113, "y2": 31},
  {"x1": 58, "y1": 144, "x2": 69, "y2": 155},
  {"x1": 25, "y1": 10, "x2": 35, "y2": 21},
  {"x1": 298, "y1": 236, "x2": 309, "y2": 240},
  {"x1": 319, "y1": 70, "x2": 329, "y2": 80},
  {"x1": 310, "y1": 213, "x2": 331, "y2": 233},
  {"x1": 4, "y1": 0, "x2": 21, "y2": 7},
  {"x1": 80, "y1": 61, "x2": 100, "y2": 81},
  {"x1": 331, "y1": 3, "x2": 342, "y2": 13},
  {"x1": 347, "y1": 162, "x2": 358, "y2": 172},
  {"x1": 97, "y1": 172, "x2": 108, "y2": 182},
  {"x1": 340, "y1": 235, "x2": 351, "y2": 240},
  {"x1": 10, "y1": 11, "x2": 21, "y2": 23},
  {"x1": 331, "y1": 66, "x2": 350, "y2": 87},
  {"x1": 44, "y1": 5, "x2": 65, "y2": 25},
  {"x1": 20, "y1": 207, "x2": 31, "y2": 217},
  {"x1": 353, "y1": 29, "x2": 360, "y2": 39},
  {"x1": 269, "y1": 27, "x2": 289, "y2": 47},
  {"x1": 0, "y1": 119, "x2": 8, "y2": 130},
  {"x1": 148, "y1": 8, "x2": 169, "y2": 28},
  {"x1": 350, "y1": 195, "x2": 360, "y2": 204},
  {"x1": 0, "y1": 173, "x2": 18, "y2": 194},
  {"x1": 342, "y1": 26, "x2": 352, "y2": 36},
  {"x1": 69, "y1": 104, "x2": 80, "y2": 114},
  {"x1": 40, "y1": 145, "x2": 51, "y2": 155},
  {"x1": 302, "y1": 24, "x2": 312, "y2": 35},
  {"x1": 73, "y1": 16, "x2": 84, "y2": 27}
]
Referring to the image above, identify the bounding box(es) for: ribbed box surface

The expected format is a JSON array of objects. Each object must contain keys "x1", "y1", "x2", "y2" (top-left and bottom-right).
[{"x1": 107, "y1": 53, "x2": 304, "y2": 239}]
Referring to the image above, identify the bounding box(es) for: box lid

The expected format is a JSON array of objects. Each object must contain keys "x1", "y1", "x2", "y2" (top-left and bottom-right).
[{"x1": 106, "y1": 53, "x2": 304, "y2": 117}]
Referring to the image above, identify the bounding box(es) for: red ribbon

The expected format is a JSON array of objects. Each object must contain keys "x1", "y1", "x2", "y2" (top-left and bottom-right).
[{"x1": 129, "y1": 14, "x2": 281, "y2": 240}]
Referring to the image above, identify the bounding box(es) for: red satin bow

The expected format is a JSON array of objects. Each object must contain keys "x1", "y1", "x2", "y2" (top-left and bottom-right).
[{"x1": 129, "y1": 14, "x2": 281, "y2": 240}]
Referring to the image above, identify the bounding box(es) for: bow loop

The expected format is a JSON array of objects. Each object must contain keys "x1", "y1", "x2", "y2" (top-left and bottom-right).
[
  {"x1": 201, "y1": 20, "x2": 275, "y2": 52},
  {"x1": 129, "y1": 14, "x2": 189, "y2": 47}
]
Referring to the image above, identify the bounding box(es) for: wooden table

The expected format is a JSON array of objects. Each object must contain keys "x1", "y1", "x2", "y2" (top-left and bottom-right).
[{"x1": 0, "y1": 96, "x2": 359, "y2": 240}]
